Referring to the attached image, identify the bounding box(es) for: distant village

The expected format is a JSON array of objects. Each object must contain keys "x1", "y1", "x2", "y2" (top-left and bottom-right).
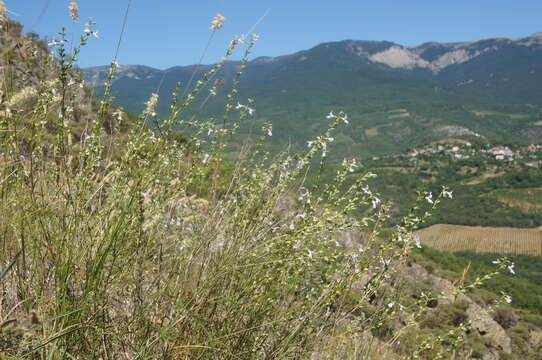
[{"x1": 373, "y1": 141, "x2": 542, "y2": 168}]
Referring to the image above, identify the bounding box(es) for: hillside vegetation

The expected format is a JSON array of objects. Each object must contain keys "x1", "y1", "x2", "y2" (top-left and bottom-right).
[
  {"x1": 1, "y1": 5, "x2": 541, "y2": 359},
  {"x1": 359, "y1": 140, "x2": 542, "y2": 228}
]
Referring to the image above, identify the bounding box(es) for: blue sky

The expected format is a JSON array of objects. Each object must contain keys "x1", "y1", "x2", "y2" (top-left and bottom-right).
[{"x1": 7, "y1": 0, "x2": 542, "y2": 69}]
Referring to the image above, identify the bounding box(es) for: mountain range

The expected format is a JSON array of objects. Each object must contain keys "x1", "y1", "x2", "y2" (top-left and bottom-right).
[{"x1": 84, "y1": 33, "x2": 542, "y2": 158}]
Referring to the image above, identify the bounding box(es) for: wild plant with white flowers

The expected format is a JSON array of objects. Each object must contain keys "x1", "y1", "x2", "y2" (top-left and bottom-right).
[{"x1": 0, "y1": 5, "x2": 516, "y2": 359}]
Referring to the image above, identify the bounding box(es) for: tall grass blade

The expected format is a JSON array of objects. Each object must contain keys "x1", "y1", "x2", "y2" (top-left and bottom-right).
[{"x1": 0, "y1": 249, "x2": 21, "y2": 282}]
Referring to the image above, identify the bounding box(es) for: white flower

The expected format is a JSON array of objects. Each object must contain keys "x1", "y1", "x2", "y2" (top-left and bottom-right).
[
  {"x1": 113, "y1": 109, "x2": 124, "y2": 121},
  {"x1": 250, "y1": 33, "x2": 259, "y2": 41},
  {"x1": 298, "y1": 187, "x2": 309, "y2": 200},
  {"x1": 262, "y1": 124, "x2": 272, "y2": 137},
  {"x1": 350, "y1": 253, "x2": 359, "y2": 265},
  {"x1": 387, "y1": 301, "x2": 395, "y2": 309},
  {"x1": 143, "y1": 93, "x2": 159, "y2": 117},
  {"x1": 504, "y1": 295, "x2": 512, "y2": 304},
  {"x1": 307, "y1": 141, "x2": 314, "y2": 148},
  {"x1": 236, "y1": 102, "x2": 255, "y2": 116},
  {"x1": 84, "y1": 22, "x2": 99, "y2": 38},
  {"x1": 492, "y1": 259, "x2": 502, "y2": 265},
  {"x1": 507, "y1": 263, "x2": 515, "y2": 275},
  {"x1": 414, "y1": 236, "x2": 422, "y2": 249},
  {"x1": 342, "y1": 158, "x2": 358, "y2": 172},
  {"x1": 307, "y1": 249, "x2": 314, "y2": 259},
  {"x1": 326, "y1": 111, "x2": 335, "y2": 119},
  {"x1": 48, "y1": 39, "x2": 67, "y2": 47},
  {"x1": 425, "y1": 192, "x2": 433, "y2": 204},
  {"x1": 202, "y1": 153, "x2": 210, "y2": 164},
  {"x1": 443, "y1": 189, "x2": 453, "y2": 199},
  {"x1": 371, "y1": 197, "x2": 381, "y2": 209},
  {"x1": 341, "y1": 113, "x2": 349, "y2": 124}
]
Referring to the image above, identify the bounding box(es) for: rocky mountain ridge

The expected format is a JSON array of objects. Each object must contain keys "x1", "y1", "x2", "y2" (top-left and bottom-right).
[
  {"x1": 83, "y1": 31, "x2": 542, "y2": 121},
  {"x1": 82, "y1": 32, "x2": 542, "y2": 160},
  {"x1": 361, "y1": 32, "x2": 542, "y2": 72},
  {"x1": 85, "y1": 31, "x2": 542, "y2": 84}
]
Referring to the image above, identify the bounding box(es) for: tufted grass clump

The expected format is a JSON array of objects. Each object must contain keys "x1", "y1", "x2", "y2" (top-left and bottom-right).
[{"x1": 0, "y1": 7, "x2": 514, "y2": 359}]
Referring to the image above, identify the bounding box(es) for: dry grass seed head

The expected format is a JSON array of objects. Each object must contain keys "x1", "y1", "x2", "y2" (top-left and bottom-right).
[
  {"x1": 69, "y1": 1, "x2": 79, "y2": 21},
  {"x1": 210, "y1": 13, "x2": 225, "y2": 30}
]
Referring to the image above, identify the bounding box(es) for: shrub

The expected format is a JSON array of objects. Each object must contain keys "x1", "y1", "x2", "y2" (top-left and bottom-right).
[
  {"x1": 493, "y1": 306, "x2": 519, "y2": 329},
  {"x1": 419, "y1": 300, "x2": 469, "y2": 329}
]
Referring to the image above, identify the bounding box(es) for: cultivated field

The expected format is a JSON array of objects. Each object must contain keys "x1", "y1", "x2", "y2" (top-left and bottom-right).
[
  {"x1": 365, "y1": 127, "x2": 379, "y2": 137},
  {"x1": 472, "y1": 110, "x2": 530, "y2": 119},
  {"x1": 416, "y1": 224, "x2": 542, "y2": 256}
]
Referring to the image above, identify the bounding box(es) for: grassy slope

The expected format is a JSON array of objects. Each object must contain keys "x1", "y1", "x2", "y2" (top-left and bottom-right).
[{"x1": 3, "y1": 14, "x2": 541, "y2": 359}]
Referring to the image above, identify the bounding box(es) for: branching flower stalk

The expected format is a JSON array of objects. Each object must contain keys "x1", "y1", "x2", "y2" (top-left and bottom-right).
[
  {"x1": 165, "y1": 37, "x2": 242, "y2": 129},
  {"x1": 222, "y1": 34, "x2": 258, "y2": 127}
]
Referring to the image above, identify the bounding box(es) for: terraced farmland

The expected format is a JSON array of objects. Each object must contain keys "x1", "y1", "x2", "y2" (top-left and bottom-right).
[
  {"x1": 490, "y1": 187, "x2": 542, "y2": 211},
  {"x1": 416, "y1": 224, "x2": 542, "y2": 256}
]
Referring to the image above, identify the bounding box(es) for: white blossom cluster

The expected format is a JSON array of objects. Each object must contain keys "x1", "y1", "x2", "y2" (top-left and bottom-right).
[{"x1": 143, "y1": 93, "x2": 159, "y2": 117}]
